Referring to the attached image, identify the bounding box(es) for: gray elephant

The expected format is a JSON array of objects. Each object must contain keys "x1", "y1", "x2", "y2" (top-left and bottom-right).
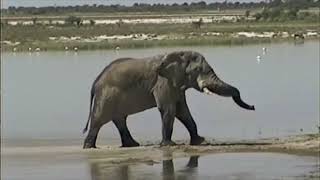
[{"x1": 83, "y1": 51, "x2": 254, "y2": 148}]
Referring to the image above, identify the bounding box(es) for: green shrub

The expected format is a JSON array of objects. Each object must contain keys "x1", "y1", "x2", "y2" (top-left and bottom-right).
[{"x1": 65, "y1": 16, "x2": 82, "y2": 26}]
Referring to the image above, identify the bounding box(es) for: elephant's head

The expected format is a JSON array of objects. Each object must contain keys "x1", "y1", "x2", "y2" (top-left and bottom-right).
[{"x1": 158, "y1": 51, "x2": 255, "y2": 110}]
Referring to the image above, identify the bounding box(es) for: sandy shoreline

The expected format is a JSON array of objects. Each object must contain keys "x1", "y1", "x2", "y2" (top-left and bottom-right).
[
  {"x1": 3, "y1": 134, "x2": 319, "y2": 158},
  {"x1": 2, "y1": 134, "x2": 319, "y2": 179}
]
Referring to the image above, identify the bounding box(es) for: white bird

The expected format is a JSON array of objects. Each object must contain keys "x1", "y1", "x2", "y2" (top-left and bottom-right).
[
  {"x1": 35, "y1": 47, "x2": 40, "y2": 51},
  {"x1": 115, "y1": 46, "x2": 120, "y2": 51},
  {"x1": 74, "y1": 47, "x2": 78, "y2": 51},
  {"x1": 262, "y1": 47, "x2": 267, "y2": 55},
  {"x1": 65, "y1": 46, "x2": 69, "y2": 51},
  {"x1": 13, "y1": 47, "x2": 17, "y2": 52},
  {"x1": 256, "y1": 55, "x2": 261, "y2": 63},
  {"x1": 28, "y1": 47, "x2": 32, "y2": 51}
]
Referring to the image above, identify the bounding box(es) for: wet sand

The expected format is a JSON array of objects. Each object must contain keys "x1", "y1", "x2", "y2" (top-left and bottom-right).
[
  {"x1": 3, "y1": 134, "x2": 319, "y2": 155},
  {"x1": 2, "y1": 134, "x2": 319, "y2": 180}
]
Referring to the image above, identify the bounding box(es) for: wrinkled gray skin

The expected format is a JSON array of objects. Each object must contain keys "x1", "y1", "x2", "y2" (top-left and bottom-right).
[{"x1": 83, "y1": 51, "x2": 255, "y2": 148}]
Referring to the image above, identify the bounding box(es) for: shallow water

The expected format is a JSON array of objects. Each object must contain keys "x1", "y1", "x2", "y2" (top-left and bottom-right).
[
  {"x1": 2, "y1": 41, "x2": 319, "y2": 146},
  {"x1": 1, "y1": 41, "x2": 319, "y2": 179},
  {"x1": 108, "y1": 153, "x2": 319, "y2": 180},
  {"x1": 2, "y1": 151, "x2": 319, "y2": 180}
]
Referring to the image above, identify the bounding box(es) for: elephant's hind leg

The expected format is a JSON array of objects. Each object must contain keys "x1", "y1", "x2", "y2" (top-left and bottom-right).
[
  {"x1": 83, "y1": 122, "x2": 102, "y2": 149},
  {"x1": 83, "y1": 94, "x2": 113, "y2": 149},
  {"x1": 113, "y1": 117, "x2": 140, "y2": 147}
]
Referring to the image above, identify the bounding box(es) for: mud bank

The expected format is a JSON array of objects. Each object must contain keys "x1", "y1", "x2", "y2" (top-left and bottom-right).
[
  {"x1": 2, "y1": 134, "x2": 319, "y2": 180},
  {"x1": 3, "y1": 134, "x2": 319, "y2": 158}
]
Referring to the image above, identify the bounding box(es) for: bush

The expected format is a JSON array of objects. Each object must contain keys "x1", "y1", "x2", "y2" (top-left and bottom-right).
[
  {"x1": 89, "y1": 19, "x2": 95, "y2": 26},
  {"x1": 65, "y1": 16, "x2": 82, "y2": 26},
  {"x1": 252, "y1": 6, "x2": 316, "y2": 22},
  {"x1": 245, "y1": 10, "x2": 250, "y2": 18},
  {"x1": 32, "y1": 17, "x2": 37, "y2": 25},
  {"x1": 254, "y1": 13, "x2": 262, "y2": 21},
  {"x1": 287, "y1": 8, "x2": 299, "y2": 18},
  {"x1": 269, "y1": 7, "x2": 281, "y2": 20}
]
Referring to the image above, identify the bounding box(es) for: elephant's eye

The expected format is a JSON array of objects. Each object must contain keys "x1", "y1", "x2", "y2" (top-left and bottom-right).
[
  {"x1": 204, "y1": 68, "x2": 211, "y2": 74},
  {"x1": 201, "y1": 65, "x2": 212, "y2": 75},
  {"x1": 193, "y1": 57, "x2": 199, "y2": 62}
]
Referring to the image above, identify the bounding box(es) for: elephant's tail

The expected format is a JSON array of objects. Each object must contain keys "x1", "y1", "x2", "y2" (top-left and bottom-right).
[{"x1": 83, "y1": 87, "x2": 95, "y2": 134}]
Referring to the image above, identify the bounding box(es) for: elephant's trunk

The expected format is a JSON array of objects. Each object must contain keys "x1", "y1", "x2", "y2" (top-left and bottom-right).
[{"x1": 200, "y1": 73, "x2": 255, "y2": 111}]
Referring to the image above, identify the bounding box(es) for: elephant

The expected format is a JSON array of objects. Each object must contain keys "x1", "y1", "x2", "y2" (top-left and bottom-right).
[{"x1": 83, "y1": 51, "x2": 255, "y2": 148}]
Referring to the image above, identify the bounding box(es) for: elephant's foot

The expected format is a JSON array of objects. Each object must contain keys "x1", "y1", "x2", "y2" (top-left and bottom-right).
[
  {"x1": 190, "y1": 136, "x2": 205, "y2": 145},
  {"x1": 83, "y1": 143, "x2": 97, "y2": 149},
  {"x1": 121, "y1": 140, "x2": 140, "y2": 147},
  {"x1": 160, "y1": 140, "x2": 176, "y2": 146},
  {"x1": 83, "y1": 138, "x2": 98, "y2": 149}
]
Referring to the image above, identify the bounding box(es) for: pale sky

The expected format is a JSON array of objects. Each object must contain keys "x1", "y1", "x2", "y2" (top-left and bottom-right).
[{"x1": 1, "y1": 0, "x2": 263, "y2": 8}]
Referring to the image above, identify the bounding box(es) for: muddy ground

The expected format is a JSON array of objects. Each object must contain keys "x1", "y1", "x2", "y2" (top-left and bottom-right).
[
  {"x1": 3, "y1": 133, "x2": 319, "y2": 158},
  {"x1": 2, "y1": 133, "x2": 319, "y2": 179}
]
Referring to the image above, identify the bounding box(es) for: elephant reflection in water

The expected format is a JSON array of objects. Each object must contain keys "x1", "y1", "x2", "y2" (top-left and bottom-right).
[
  {"x1": 88, "y1": 155, "x2": 200, "y2": 180},
  {"x1": 162, "y1": 156, "x2": 199, "y2": 180},
  {"x1": 89, "y1": 163, "x2": 129, "y2": 180}
]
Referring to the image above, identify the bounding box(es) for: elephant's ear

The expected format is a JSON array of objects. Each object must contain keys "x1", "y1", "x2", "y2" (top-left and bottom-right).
[
  {"x1": 158, "y1": 51, "x2": 187, "y2": 87},
  {"x1": 158, "y1": 52, "x2": 184, "y2": 70}
]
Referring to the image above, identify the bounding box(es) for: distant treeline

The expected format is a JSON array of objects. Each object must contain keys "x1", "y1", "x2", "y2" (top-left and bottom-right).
[{"x1": 2, "y1": 0, "x2": 319, "y2": 15}]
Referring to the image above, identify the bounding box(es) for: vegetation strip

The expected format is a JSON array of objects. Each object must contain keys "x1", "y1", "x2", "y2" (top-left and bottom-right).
[{"x1": 1, "y1": 0, "x2": 319, "y2": 52}]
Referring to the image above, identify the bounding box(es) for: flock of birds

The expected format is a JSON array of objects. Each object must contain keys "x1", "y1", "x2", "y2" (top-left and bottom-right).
[
  {"x1": 12, "y1": 46, "x2": 122, "y2": 52},
  {"x1": 13, "y1": 46, "x2": 79, "y2": 52},
  {"x1": 14, "y1": 45, "x2": 263, "y2": 61},
  {"x1": 14, "y1": 45, "x2": 264, "y2": 65}
]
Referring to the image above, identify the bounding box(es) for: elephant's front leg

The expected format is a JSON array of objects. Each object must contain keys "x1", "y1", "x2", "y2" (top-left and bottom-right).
[
  {"x1": 176, "y1": 97, "x2": 205, "y2": 145},
  {"x1": 159, "y1": 104, "x2": 177, "y2": 146},
  {"x1": 113, "y1": 117, "x2": 140, "y2": 147}
]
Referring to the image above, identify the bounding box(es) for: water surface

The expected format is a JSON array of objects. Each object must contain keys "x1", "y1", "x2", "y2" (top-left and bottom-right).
[
  {"x1": 2, "y1": 152, "x2": 319, "y2": 180},
  {"x1": 1, "y1": 41, "x2": 319, "y2": 146}
]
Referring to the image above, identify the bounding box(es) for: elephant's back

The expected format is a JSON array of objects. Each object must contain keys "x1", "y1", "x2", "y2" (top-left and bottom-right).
[{"x1": 94, "y1": 57, "x2": 158, "y2": 92}]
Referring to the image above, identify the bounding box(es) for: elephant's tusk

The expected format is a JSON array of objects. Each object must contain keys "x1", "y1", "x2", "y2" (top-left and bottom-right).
[{"x1": 203, "y1": 87, "x2": 214, "y2": 95}]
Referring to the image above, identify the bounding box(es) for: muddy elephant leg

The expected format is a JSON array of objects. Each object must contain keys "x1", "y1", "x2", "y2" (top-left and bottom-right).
[
  {"x1": 83, "y1": 93, "x2": 112, "y2": 149},
  {"x1": 83, "y1": 121, "x2": 103, "y2": 149},
  {"x1": 159, "y1": 104, "x2": 176, "y2": 146},
  {"x1": 176, "y1": 97, "x2": 205, "y2": 145},
  {"x1": 153, "y1": 83, "x2": 177, "y2": 146},
  {"x1": 113, "y1": 117, "x2": 140, "y2": 147}
]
